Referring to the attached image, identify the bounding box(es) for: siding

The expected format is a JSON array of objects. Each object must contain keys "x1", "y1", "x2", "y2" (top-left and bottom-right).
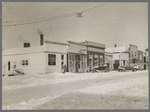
[{"x1": 2, "y1": 52, "x2": 46, "y2": 75}]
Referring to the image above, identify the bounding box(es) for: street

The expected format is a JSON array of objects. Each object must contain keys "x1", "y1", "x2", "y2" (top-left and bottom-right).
[{"x1": 2, "y1": 70, "x2": 149, "y2": 110}]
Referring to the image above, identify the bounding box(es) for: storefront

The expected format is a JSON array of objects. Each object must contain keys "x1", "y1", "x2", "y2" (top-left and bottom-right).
[
  {"x1": 87, "y1": 51, "x2": 104, "y2": 72},
  {"x1": 67, "y1": 40, "x2": 105, "y2": 73},
  {"x1": 67, "y1": 53, "x2": 87, "y2": 72}
]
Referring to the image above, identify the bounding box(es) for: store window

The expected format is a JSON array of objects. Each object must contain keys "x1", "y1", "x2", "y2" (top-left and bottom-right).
[
  {"x1": 100, "y1": 55, "x2": 103, "y2": 64},
  {"x1": 140, "y1": 54, "x2": 142, "y2": 60},
  {"x1": 61, "y1": 55, "x2": 64, "y2": 68},
  {"x1": 94, "y1": 55, "x2": 98, "y2": 66},
  {"x1": 89, "y1": 54, "x2": 93, "y2": 67},
  {"x1": 48, "y1": 54, "x2": 56, "y2": 65}
]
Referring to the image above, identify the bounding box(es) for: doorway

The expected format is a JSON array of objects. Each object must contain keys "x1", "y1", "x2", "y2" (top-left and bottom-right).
[
  {"x1": 144, "y1": 65, "x2": 146, "y2": 70},
  {"x1": 75, "y1": 55, "x2": 80, "y2": 72}
]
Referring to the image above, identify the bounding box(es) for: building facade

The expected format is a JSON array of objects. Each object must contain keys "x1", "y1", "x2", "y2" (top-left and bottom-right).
[
  {"x1": 106, "y1": 46, "x2": 129, "y2": 70},
  {"x1": 2, "y1": 40, "x2": 106, "y2": 75},
  {"x1": 144, "y1": 48, "x2": 149, "y2": 70},
  {"x1": 2, "y1": 40, "x2": 68, "y2": 75},
  {"x1": 105, "y1": 52, "x2": 114, "y2": 70},
  {"x1": 137, "y1": 50, "x2": 144, "y2": 69},
  {"x1": 67, "y1": 40, "x2": 105, "y2": 73}
]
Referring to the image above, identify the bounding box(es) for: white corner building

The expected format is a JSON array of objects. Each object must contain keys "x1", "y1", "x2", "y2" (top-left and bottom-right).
[{"x1": 2, "y1": 40, "x2": 68, "y2": 75}]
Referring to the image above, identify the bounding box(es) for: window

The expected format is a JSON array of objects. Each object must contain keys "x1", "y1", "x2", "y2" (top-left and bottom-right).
[
  {"x1": 140, "y1": 54, "x2": 142, "y2": 60},
  {"x1": 94, "y1": 55, "x2": 98, "y2": 66},
  {"x1": 100, "y1": 55, "x2": 103, "y2": 65},
  {"x1": 40, "y1": 34, "x2": 44, "y2": 45},
  {"x1": 61, "y1": 62, "x2": 64, "y2": 68},
  {"x1": 21, "y1": 60, "x2": 28, "y2": 65},
  {"x1": 89, "y1": 54, "x2": 93, "y2": 67},
  {"x1": 48, "y1": 54, "x2": 56, "y2": 65},
  {"x1": 61, "y1": 55, "x2": 64, "y2": 69},
  {"x1": 132, "y1": 51, "x2": 133, "y2": 57},
  {"x1": 144, "y1": 57, "x2": 146, "y2": 63},
  {"x1": 61, "y1": 55, "x2": 64, "y2": 60},
  {"x1": 135, "y1": 52, "x2": 136, "y2": 57},
  {"x1": 8, "y1": 61, "x2": 10, "y2": 70}
]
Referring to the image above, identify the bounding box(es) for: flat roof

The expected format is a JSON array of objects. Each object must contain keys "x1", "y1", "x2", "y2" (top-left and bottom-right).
[
  {"x1": 68, "y1": 40, "x2": 106, "y2": 49},
  {"x1": 44, "y1": 40, "x2": 68, "y2": 46}
]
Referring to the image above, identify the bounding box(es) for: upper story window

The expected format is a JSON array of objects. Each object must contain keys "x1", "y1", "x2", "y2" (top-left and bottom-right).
[
  {"x1": 21, "y1": 60, "x2": 28, "y2": 65},
  {"x1": 8, "y1": 61, "x2": 10, "y2": 70},
  {"x1": 48, "y1": 54, "x2": 56, "y2": 65},
  {"x1": 132, "y1": 51, "x2": 133, "y2": 57},
  {"x1": 61, "y1": 55, "x2": 64, "y2": 60},
  {"x1": 40, "y1": 34, "x2": 44, "y2": 46},
  {"x1": 140, "y1": 54, "x2": 142, "y2": 60}
]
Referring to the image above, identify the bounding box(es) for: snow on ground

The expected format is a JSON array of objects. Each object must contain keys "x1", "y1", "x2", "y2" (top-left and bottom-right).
[
  {"x1": 2, "y1": 70, "x2": 148, "y2": 110},
  {"x1": 73, "y1": 76, "x2": 148, "y2": 97},
  {"x1": 72, "y1": 71, "x2": 148, "y2": 98},
  {"x1": 2, "y1": 93, "x2": 65, "y2": 110},
  {"x1": 2, "y1": 70, "x2": 148, "y2": 91}
]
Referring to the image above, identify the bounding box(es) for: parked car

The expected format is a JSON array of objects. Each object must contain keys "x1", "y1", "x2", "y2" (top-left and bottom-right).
[
  {"x1": 118, "y1": 66, "x2": 137, "y2": 72},
  {"x1": 93, "y1": 66, "x2": 110, "y2": 73}
]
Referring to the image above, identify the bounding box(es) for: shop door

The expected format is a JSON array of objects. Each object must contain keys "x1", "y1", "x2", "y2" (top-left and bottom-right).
[
  {"x1": 75, "y1": 55, "x2": 80, "y2": 72},
  {"x1": 144, "y1": 65, "x2": 146, "y2": 70},
  {"x1": 114, "y1": 60, "x2": 119, "y2": 70}
]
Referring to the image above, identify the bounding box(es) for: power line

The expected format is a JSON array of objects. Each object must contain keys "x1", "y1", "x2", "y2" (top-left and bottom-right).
[
  {"x1": 2, "y1": 12, "x2": 77, "y2": 24},
  {"x1": 2, "y1": 3, "x2": 109, "y2": 28},
  {"x1": 2, "y1": 13, "x2": 77, "y2": 28}
]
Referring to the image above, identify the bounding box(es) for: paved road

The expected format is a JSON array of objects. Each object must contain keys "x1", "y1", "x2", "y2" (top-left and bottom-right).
[{"x1": 2, "y1": 70, "x2": 148, "y2": 109}]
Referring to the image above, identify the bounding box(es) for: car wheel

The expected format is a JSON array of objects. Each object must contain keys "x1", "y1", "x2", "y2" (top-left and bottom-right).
[{"x1": 133, "y1": 69, "x2": 136, "y2": 72}]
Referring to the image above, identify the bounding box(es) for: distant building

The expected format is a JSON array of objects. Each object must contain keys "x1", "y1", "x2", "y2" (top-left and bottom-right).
[
  {"x1": 105, "y1": 44, "x2": 138, "y2": 70},
  {"x1": 137, "y1": 50, "x2": 144, "y2": 69},
  {"x1": 105, "y1": 52, "x2": 114, "y2": 70},
  {"x1": 144, "y1": 48, "x2": 149, "y2": 70}
]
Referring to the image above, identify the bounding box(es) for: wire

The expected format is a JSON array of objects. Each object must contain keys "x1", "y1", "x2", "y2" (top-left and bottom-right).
[
  {"x1": 2, "y1": 12, "x2": 77, "y2": 24},
  {"x1": 2, "y1": 13, "x2": 77, "y2": 28},
  {"x1": 82, "y1": 2, "x2": 109, "y2": 13},
  {"x1": 2, "y1": 3, "x2": 109, "y2": 28}
]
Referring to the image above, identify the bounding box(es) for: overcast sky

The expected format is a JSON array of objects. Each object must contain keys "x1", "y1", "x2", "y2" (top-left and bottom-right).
[{"x1": 2, "y1": 2, "x2": 148, "y2": 51}]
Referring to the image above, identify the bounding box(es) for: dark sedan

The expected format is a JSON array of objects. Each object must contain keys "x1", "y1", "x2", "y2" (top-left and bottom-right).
[
  {"x1": 93, "y1": 66, "x2": 110, "y2": 72},
  {"x1": 118, "y1": 66, "x2": 137, "y2": 72}
]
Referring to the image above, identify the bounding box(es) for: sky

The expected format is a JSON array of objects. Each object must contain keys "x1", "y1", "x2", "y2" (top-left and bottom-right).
[{"x1": 2, "y1": 2, "x2": 148, "y2": 51}]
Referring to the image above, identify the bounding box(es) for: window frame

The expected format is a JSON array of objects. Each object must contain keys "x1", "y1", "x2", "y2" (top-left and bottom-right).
[{"x1": 48, "y1": 54, "x2": 56, "y2": 65}]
